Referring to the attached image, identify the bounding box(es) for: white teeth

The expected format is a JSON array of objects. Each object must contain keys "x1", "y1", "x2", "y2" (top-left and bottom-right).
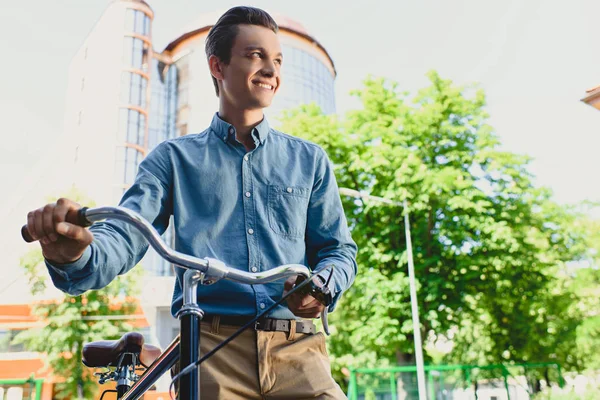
[{"x1": 256, "y1": 83, "x2": 273, "y2": 90}]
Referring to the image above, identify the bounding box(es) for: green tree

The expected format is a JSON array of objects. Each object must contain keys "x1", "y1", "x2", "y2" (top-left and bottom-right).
[
  {"x1": 278, "y1": 72, "x2": 591, "y2": 391},
  {"x1": 14, "y1": 189, "x2": 143, "y2": 399},
  {"x1": 569, "y1": 204, "x2": 600, "y2": 371}
]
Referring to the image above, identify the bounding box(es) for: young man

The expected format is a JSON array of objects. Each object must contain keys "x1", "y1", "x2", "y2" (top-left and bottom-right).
[{"x1": 25, "y1": 6, "x2": 357, "y2": 399}]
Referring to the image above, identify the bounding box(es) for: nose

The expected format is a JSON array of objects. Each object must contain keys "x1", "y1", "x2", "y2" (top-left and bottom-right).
[{"x1": 260, "y1": 59, "x2": 278, "y2": 78}]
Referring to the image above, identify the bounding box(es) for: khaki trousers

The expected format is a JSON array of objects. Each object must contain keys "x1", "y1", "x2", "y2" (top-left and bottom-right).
[{"x1": 173, "y1": 317, "x2": 346, "y2": 399}]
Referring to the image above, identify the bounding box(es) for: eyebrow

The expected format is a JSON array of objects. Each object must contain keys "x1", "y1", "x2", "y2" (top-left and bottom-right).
[{"x1": 244, "y1": 45, "x2": 283, "y2": 59}]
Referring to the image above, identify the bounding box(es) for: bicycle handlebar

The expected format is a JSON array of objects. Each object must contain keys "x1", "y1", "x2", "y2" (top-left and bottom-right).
[{"x1": 21, "y1": 206, "x2": 311, "y2": 284}]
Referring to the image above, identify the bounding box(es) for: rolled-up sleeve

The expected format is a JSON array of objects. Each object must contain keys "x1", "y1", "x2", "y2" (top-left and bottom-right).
[
  {"x1": 305, "y1": 148, "x2": 358, "y2": 312},
  {"x1": 46, "y1": 142, "x2": 173, "y2": 296}
]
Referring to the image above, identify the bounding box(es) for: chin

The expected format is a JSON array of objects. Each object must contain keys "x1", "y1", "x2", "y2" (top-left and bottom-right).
[
  {"x1": 259, "y1": 99, "x2": 274, "y2": 108},
  {"x1": 250, "y1": 96, "x2": 274, "y2": 109}
]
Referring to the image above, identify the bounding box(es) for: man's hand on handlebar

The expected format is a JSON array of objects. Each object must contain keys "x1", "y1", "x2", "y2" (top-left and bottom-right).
[
  {"x1": 25, "y1": 198, "x2": 93, "y2": 265},
  {"x1": 283, "y1": 276, "x2": 326, "y2": 319}
]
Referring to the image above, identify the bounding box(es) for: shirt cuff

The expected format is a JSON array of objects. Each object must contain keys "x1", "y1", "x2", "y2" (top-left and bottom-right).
[{"x1": 45, "y1": 246, "x2": 93, "y2": 280}]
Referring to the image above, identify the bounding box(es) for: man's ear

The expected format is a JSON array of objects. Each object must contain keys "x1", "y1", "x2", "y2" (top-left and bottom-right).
[{"x1": 208, "y1": 55, "x2": 225, "y2": 80}]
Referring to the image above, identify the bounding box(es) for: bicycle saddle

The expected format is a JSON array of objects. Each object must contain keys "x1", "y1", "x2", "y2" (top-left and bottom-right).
[{"x1": 82, "y1": 332, "x2": 162, "y2": 368}]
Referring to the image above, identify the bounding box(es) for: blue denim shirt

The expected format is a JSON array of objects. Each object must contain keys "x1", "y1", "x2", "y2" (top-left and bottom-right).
[{"x1": 46, "y1": 114, "x2": 358, "y2": 319}]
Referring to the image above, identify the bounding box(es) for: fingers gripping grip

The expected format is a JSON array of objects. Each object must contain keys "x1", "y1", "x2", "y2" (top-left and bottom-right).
[
  {"x1": 21, "y1": 207, "x2": 92, "y2": 243},
  {"x1": 293, "y1": 274, "x2": 334, "y2": 307}
]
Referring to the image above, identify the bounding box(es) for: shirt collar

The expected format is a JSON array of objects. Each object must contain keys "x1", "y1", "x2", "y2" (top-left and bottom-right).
[{"x1": 210, "y1": 113, "x2": 271, "y2": 146}]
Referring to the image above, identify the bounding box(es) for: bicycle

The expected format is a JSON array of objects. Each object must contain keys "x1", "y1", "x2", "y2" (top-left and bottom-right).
[{"x1": 22, "y1": 206, "x2": 333, "y2": 400}]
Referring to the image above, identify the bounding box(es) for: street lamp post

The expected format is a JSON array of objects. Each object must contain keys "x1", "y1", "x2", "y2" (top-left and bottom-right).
[{"x1": 339, "y1": 188, "x2": 427, "y2": 400}]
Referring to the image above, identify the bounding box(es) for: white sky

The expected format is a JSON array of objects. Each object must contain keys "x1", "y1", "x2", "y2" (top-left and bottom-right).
[{"x1": 0, "y1": 0, "x2": 599, "y2": 288}]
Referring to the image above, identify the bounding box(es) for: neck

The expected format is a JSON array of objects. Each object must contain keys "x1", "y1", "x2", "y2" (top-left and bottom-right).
[{"x1": 218, "y1": 101, "x2": 264, "y2": 143}]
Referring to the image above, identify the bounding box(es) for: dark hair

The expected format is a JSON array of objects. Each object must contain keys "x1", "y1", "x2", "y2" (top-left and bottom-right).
[{"x1": 205, "y1": 6, "x2": 278, "y2": 96}]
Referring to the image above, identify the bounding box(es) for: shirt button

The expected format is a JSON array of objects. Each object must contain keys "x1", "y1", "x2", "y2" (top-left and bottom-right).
[
  {"x1": 245, "y1": 192, "x2": 251, "y2": 198},
  {"x1": 251, "y1": 266, "x2": 258, "y2": 272},
  {"x1": 223, "y1": 136, "x2": 227, "y2": 141},
  {"x1": 286, "y1": 187, "x2": 293, "y2": 193},
  {"x1": 259, "y1": 303, "x2": 266, "y2": 309},
  {"x1": 244, "y1": 155, "x2": 249, "y2": 161},
  {"x1": 229, "y1": 127, "x2": 234, "y2": 134},
  {"x1": 248, "y1": 228, "x2": 254, "y2": 235}
]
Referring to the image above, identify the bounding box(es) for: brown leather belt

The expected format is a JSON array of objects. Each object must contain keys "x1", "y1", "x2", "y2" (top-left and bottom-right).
[{"x1": 202, "y1": 315, "x2": 317, "y2": 334}]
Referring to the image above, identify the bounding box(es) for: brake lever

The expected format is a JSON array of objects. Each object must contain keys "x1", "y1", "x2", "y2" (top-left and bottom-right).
[{"x1": 294, "y1": 273, "x2": 334, "y2": 335}]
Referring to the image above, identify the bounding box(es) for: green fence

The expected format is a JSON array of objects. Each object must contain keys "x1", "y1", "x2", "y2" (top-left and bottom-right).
[
  {"x1": 348, "y1": 362, "x2": 564, "y2": 400},
  {"x1": 0, "y1": 376, "x2": 43, "y2": 400}
]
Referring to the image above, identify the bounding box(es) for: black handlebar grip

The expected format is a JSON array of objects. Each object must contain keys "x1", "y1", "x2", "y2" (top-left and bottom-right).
[
  {"x1": 21, "y1": 207, "x2": 91, "y2": 243},
  {"x1": 294, "y1": 274, "x2": 334, "y2": 307},
  {"x1": 21, "y1": 225, "x2": 35, "y2": 243}
]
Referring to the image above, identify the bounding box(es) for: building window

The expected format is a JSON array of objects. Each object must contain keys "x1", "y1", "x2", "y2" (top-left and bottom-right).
[
  {"x1": 175, "y1": 56, "x2": 190, "y2": 134},
  {"x1": 120, "y1": 72, "x2": 148, "y2": 108},
  {"x1": 149, "y1": 60, "x2": 180, "y2": 148},
  {"x1": 125, "y1": 9, "x2": 150, "y2": 36},
  {"x1": 166, "y1": 65, "x2": 179, "y2": 139},
  {"x1": 276, "y1": 45, "x2": 336, "y2": 115},
  {"x1": 127, "y1": 111, "x2": 146, "y2": 146},
  {"x1": 123, "y1": 37, "x2": 146, "y2": 70},
  {"x1": 117, "y1": 108, "x2": 146, "y2": 146}
]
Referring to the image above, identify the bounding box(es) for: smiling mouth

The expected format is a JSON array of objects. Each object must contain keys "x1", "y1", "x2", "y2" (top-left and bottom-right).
[{"x1": 253, "y1": 81, "x2": 275, "y2": 91}]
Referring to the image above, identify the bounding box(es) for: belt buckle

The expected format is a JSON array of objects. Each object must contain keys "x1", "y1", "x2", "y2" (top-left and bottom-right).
[{"x1": 255, "y1": 318, "x2": 267, "y2": 331}]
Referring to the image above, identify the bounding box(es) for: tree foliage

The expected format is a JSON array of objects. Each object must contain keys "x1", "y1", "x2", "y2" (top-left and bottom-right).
[{"x1": 278, "y1": 72, "x2": 597, "y2": 385}]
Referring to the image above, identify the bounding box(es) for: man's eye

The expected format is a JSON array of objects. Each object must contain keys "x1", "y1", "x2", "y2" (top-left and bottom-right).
[
  {"x1": 251, "y1": 52, "x2": 262, "y2": 58},
  {"x1": 274, "y1": 59, "x2": 282, "y2": 65}
]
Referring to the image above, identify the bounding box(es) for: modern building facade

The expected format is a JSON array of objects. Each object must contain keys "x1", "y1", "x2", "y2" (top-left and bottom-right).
[{"x1": 0, "y1": 1, "x2": 338, "y2": 398}]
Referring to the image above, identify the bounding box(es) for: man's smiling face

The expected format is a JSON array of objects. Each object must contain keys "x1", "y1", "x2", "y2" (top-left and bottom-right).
[{"x1": 218, "y1": 24, "x2": 282, "y2": 111}]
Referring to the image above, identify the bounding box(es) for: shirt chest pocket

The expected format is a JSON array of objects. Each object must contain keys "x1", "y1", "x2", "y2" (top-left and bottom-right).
[{"x1": 267, "y1": 185, "x2": 310, "y2": 238}]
